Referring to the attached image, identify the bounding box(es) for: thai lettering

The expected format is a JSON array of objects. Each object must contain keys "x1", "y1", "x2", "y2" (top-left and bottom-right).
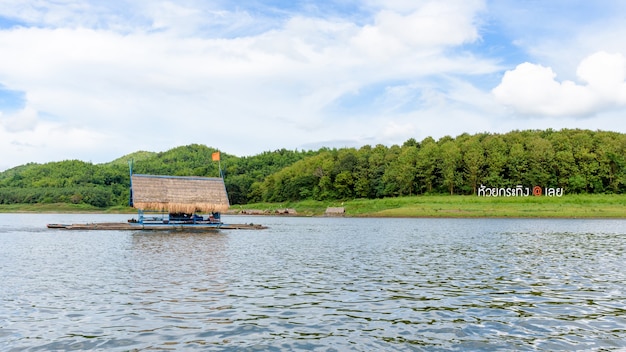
[
  {"x1": 477, "y1": 185, "x2": 563, "y2": 197},
  {"x1": 545, "y1": 187, "x2": 564, "y2": 197}
]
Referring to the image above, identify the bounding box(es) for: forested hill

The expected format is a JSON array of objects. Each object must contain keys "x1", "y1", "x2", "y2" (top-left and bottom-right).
[
  {"x1": 0, "y1": 144, "x2": 316, "y2": 207},
  {"x1": 1, "y1": 129, "x2": 626, "y2": 208}
]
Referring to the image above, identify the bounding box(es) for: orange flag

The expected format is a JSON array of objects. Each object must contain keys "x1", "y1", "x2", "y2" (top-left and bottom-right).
[{"x1": 212, "y1": 151, "x2": 220, "y2": 161}]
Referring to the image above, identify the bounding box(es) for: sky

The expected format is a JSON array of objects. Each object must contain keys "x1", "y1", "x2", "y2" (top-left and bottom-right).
[{"x1": 1, "y1": 0, "x2": 626, "y2": 171}]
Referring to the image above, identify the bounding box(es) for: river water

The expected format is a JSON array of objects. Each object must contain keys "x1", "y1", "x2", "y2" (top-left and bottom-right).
[{"x1": 1, "y1": 214, "x2": 625, "y2": 351}]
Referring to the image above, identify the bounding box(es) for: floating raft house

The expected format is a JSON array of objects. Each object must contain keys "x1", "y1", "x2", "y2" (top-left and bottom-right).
[
  {"x1": 131, "y1": 174, "x2": 230, "y2": 215},
  {"x1": 48, "y1": 173, "x2": 266, "y2": 231}
]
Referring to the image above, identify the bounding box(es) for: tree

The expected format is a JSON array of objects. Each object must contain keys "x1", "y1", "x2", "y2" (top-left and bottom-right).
[
  {"x1": 507, "y1": 143, "x2": 527, "y2": 186},
  {"x1": 334, "y1": 171, "x2": 354, "y2": 199},
  {"x1": 416, "y1": 137, "x2": 439, "y2": 194},
  {"x1": 383, "y1": 145, "x2": 419, "y2": 196},
  {"x1": 547, "y1": 130, "x2": 577, "y2": 189},
  {"x1": 353, "y1": 145, "x2": 373, "y2": 198},
  {"x1": 368, "y1": 144, "x2": 390, "y2": 198},
  {"x1": 482, "y1": 134, "x2": 507, "y2": 188},
  {"x1": 440, "y1": 140, "x2": 461, "y2": 195},
  {"x1": 526, "y1": 136, "x2": 555, "y2": 187},
  {"x1": 570, "y1": 130, "x2": 600, "y2": 192},
  {"x1": 462, "y1": 135, "x2": 485, "y2": 194}
]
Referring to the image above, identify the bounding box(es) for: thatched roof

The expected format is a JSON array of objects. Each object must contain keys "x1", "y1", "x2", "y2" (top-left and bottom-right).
[{"x1": 131, "y1": 174, "x2": 229, "y2": 213}]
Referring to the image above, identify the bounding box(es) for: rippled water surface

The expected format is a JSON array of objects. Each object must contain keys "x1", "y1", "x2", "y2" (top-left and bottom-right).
[{"x1": 1, "y1": 214, "x2": 626, "y2": 351}]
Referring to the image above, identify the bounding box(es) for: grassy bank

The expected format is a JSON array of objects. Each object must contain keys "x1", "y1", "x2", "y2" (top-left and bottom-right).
[
  {"x1": 0, "y1": 203, "x2": 134, "y2": 213},
  {"x1": 234, "y1": 194, "x2": 626, "y2": 218},
  {"x1": 1, "y1": 194, "x2": 624, "y2": 218}
]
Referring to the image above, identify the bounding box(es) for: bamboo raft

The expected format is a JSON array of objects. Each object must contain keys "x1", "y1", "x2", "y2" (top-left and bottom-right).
[
  {"x1": 47, "y1": 222, "x2": 267, "y2": 231},
  {"x1": 47, "y1": 170, "x2": 269, "y2": 231}
]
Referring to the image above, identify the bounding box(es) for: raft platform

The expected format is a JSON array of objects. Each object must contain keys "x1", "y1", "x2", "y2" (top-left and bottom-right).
[{"x1": 47, "y1": 222, "x2": 267, "y2": 231}]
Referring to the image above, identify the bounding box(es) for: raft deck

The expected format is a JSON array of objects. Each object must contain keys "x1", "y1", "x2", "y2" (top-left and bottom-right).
[{"x1": 47, "y1": 222, "x2": 267, "y2": 231}]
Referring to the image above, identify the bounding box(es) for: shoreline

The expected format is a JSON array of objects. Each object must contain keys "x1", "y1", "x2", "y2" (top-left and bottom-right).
[
  {"x1": 1, "y1": 212, "x2": 624, "y2": 219},
  {"x1": 1, "y1": 194, "x2": 625, "y2": 219}
]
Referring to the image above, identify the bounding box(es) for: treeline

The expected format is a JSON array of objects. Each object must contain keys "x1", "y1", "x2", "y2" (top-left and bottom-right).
[
  {"x1": 1, "y1": 129, "x2": 625, "y2": 207},
  {"x1": 0, "y1": 160, "x2": 129, "y2": 207},
  {"x1": 251, "y1": 129, "x2": 626, "y2": 202},
  {"x1": 0, "y1": 144, "x2": 317, "y2": 207}
]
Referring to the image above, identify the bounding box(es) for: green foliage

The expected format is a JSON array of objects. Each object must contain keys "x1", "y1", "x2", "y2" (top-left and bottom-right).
[
  {"x1": 0, "y1": 144, "x2": 317, "y2": 207},
  {"x1": 254, "y1": 129, "x2": 626, "y2": 202},
  {"x1": 1, "y1": 129, "x2": 626, "y2": 208}
]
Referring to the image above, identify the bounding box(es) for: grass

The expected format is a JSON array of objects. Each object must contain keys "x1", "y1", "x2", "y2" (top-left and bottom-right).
[
  {"x1": 0, "y1": 194, "x2": 624, "y2": 218},
  {"x1": 0, "y1": 203, "x2": 135, "y2": 213},
  {"x1": 235, "y1": 194, "x2": 626, "y2": 218}
]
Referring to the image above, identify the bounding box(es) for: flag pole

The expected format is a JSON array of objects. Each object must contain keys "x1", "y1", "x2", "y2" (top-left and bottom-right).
[
  {"x1": 212, "y1": 151, "x2": 222, "y2": 178},
  {"x1": 128, "y1": 159, "x2": 134, "y2": 207}
]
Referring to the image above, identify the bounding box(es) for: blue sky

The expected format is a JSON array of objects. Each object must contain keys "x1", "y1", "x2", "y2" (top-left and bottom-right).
[{"x1": 1, "y1": 0, "x2": 626, "y2": 170}]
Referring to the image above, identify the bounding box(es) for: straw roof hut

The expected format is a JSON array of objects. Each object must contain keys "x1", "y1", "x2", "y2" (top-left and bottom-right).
[{"x1": 131, "y1": 174, "x2": 230, "y2": 213}]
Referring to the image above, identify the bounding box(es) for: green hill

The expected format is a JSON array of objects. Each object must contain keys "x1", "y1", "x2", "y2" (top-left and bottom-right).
[
  {"x1": 1, "y1": 129, "x2": 625, "y2": 209},
  {"x1": 105, "y1": 151, "x2": 157, "y2": 166}
]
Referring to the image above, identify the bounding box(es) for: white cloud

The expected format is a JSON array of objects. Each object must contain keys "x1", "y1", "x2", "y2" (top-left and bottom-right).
[
  {"x1": 0, "y1": 1, "x2": 490, "y2": 136},
  {"x1": 577, "y1": 52, "x2": 626, "y2": 99},
  {"x1": 486, "y1": 0, "x2": 626, "y2": 80},
  {"x1": 492, "y1": 51, "x2": 626, "y2": 117},
  {"x1": 382, "y1": 120, "x2": 417, "y2": 140},
  {"x1": 0, "y1": 106, "x2": 39, "y2": 132},
  {"x1": 2, "y1": 1, "x2": 626, "y2": 171},
  {"x1": 351, "y1": 1, "x2": 482, "y2": 61},
  {"x1": 0, "y1": 118, "x2": 112, "y2": 171}
]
